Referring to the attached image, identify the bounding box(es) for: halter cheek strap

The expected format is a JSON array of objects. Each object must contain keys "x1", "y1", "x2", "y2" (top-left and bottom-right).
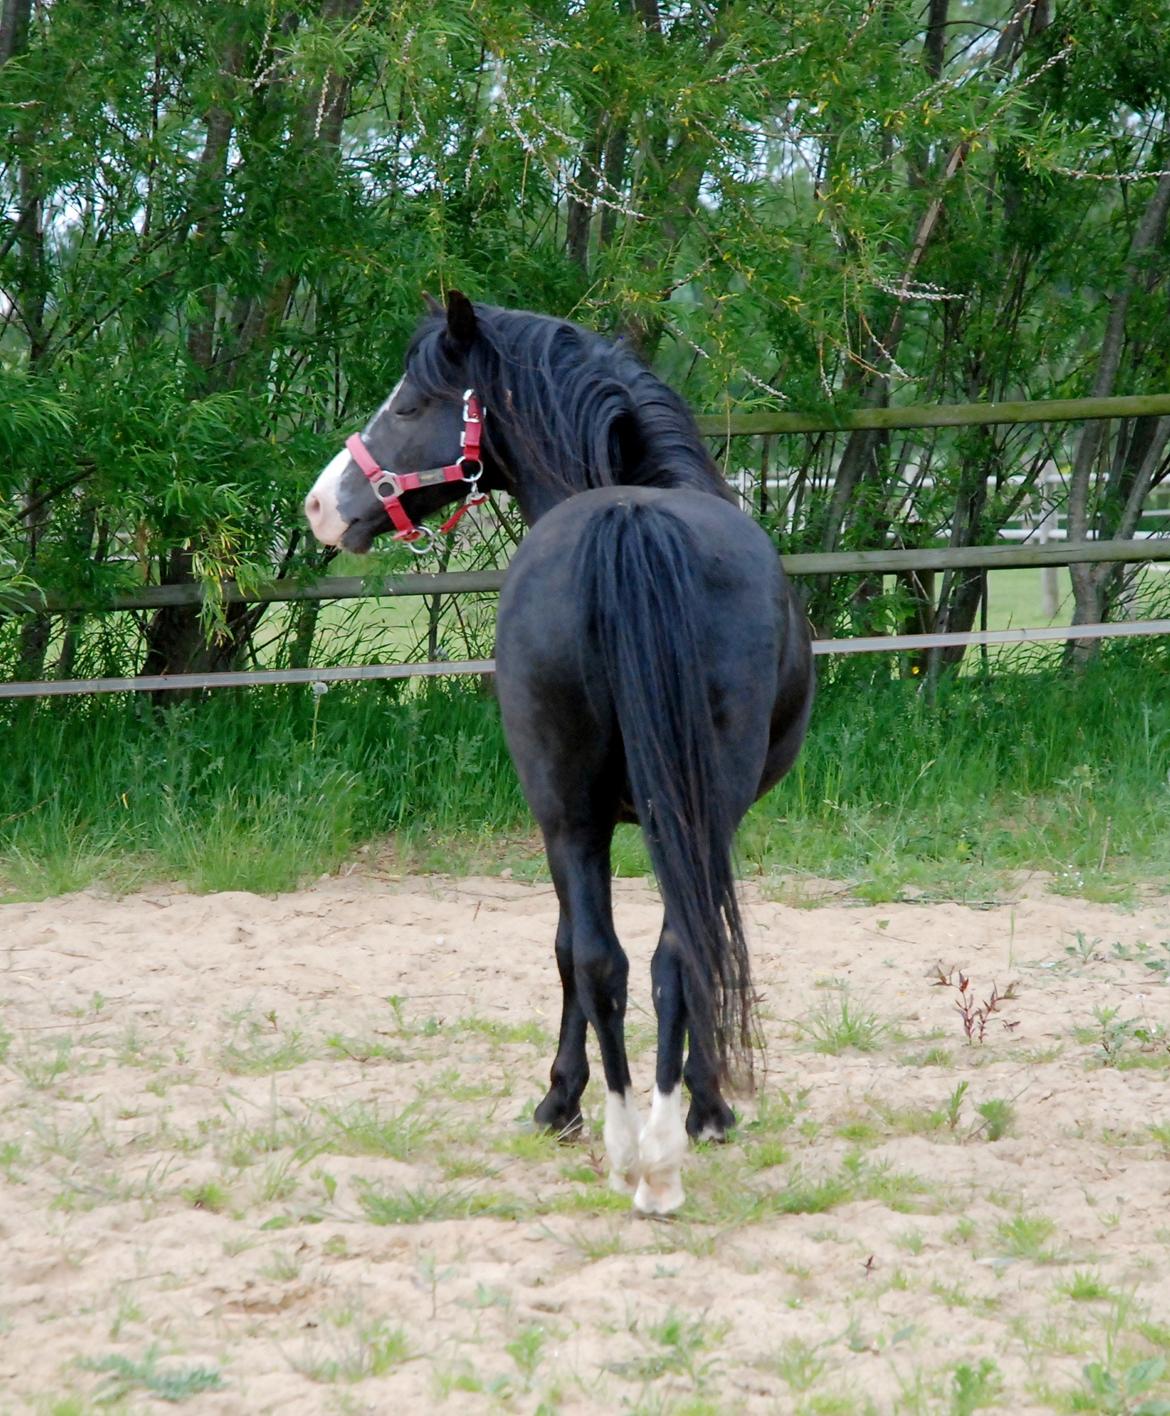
[{"x1": 345, "y1": 389, "x2": 487, "y2": 550}]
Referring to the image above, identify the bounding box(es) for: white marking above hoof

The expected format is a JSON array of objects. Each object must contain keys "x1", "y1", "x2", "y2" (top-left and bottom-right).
[
  {"x1": 604, "y1": 1089, "x2": 642, "y2": 1195},
  {"x1": 634, "y1": 1086, "x2": 687, "y2": 1215},
  {"x1": 693, "y1": 1120, "x2": 728, "y2": 1143},
  {"x1": 610, "y1": 1167, "x2": 638, "y2": 1197}
]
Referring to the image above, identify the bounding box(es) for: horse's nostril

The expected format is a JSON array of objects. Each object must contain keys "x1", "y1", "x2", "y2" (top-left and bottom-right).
[{"x1": 305, "y1": 493, "x2": 321, "y2": 519}]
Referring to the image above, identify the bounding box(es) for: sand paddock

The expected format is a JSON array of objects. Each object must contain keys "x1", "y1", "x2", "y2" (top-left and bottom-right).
[{"x1": 3, "y1": 873, "x2": 1170, "y2": 1412}]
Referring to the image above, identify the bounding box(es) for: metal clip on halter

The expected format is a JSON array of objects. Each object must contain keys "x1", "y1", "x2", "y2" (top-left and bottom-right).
[{"x1": 457, "y1": 389, "x2": 484, "y2": 481}]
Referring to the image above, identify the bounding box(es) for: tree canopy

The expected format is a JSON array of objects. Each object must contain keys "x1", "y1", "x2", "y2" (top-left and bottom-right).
[{"x1": 2, "y1": 0, "x2": 1169, "y2": 675}]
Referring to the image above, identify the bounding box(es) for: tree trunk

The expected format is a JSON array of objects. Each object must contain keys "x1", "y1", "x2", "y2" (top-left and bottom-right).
[
  {"x1": 142, "y1": 3, "x2": 360, "y2": 683},
  {"x1": 0, "y1": 0, "x2": 30, "y2": 68},
  {"x1": 1065, "y1": 170, "x2": 1170, "y2": 663},
  {"x1": 287, "y1": 601, "x2": 321, "y2": 670},
  {"x1": 566, "y1": 118, "x2": 604, "y2": 270},
  {"x1": 16, "y1": 612, "x2": 50, "y2": 679},
  {"x1": 599, "y1": 121, "x2": 628, "y2": 250}
]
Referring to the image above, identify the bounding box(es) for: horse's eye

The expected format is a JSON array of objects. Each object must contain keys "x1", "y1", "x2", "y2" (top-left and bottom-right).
[{"x1": 394, "y1": 402, "x2": 420, "y2": 418}]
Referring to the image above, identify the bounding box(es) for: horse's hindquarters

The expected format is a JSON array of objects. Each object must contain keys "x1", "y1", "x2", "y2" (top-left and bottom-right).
[{"x1": 496, "y1": 485, "x2": 812, "y2": 1213}]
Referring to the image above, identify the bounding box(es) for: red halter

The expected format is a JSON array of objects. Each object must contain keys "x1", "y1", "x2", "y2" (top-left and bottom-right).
[{"x1": 345, "y1": 389, "x2": 487, "y2": 551}]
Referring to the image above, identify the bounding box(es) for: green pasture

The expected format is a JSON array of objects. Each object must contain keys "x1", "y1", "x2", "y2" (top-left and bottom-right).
[{"x1": 972, "y1": 566, "x2": 1166, "y2": 634}]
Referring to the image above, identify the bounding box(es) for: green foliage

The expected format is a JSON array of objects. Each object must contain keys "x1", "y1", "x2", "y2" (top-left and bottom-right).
[
  {"x1": 1071, "y1": 1357, "x2": 1170, "y2": 1415},
  {"x1": 974, "y1": 1098, "x2": 1015, "y2": 1143},
  {"x1": 951, "y1": 1358, "x2": 1004, "y2": 1416},
  {"x1": 2, "y1": 0, "x2": 1169, "y2": 674},
  {"x1": 800, "y1": 996, "x2": 887, "y2": 1055}
]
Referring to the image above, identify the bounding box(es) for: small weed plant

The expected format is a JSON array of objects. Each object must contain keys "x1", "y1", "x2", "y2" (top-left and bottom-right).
[
  {"x1": 932, "y1": 966, "x2": 1019, "y2": 1043},
  {"x1": 79, "y1": 1348, "x2": 225, "y2": 1402}
]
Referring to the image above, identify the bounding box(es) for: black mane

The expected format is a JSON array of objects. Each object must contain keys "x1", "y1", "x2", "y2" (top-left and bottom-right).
[{"x1": 405, "y1": 304, "x2": 734, "y2": 502}]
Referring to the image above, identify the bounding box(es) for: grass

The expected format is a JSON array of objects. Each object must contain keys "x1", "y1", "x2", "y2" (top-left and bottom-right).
[
  {"x1": 315, "y1": 1101, "x2": 434, "y2": 1160},
  {"x1": 798, "y1": 995, "x2": 888, "y2": 1054},
  {"x1": 973, "y1": 1097, "x2": 1016, "y2": 1141},
  {"x1": 1, "y1": 642, "x2": 1168, "y2": 899},
  {"x1": 217, "y1": 1017, "x2": 309, "y2": 1076},
  {"x1": 995, "y1": 1212, "x2": 1060, "y2": 1263},
  {"x1": 1078, "y1": 1007, "x2": 1170, "y2": 1070},
  {"x1": 608, "y1": 1309, "x2": 722, "y2": 1386},
  {"x1": 1061, "y1": 1272, "x2": 1118, "y2": 1304},
  {"x1": 78, "y1": 1348, "x2": 225, "y2": 1402},
  {"x1": 764, "y1": 1338, "x2": 829, "y2": 1393},
  {"x1": 950, "y1": 1358, "x2": 1004, "y2": 1415},
  {"x1": 293, "y1": 1317, "x2": 410, "y2": 1384}
]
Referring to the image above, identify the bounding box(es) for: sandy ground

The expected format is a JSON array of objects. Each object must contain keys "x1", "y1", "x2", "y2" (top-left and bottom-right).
[{"x1": 3, "y1": 872, "x2": 1170, "y2": 1414}]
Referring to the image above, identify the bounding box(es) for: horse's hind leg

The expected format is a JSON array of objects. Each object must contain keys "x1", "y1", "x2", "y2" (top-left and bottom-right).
[
  {"x1": 635, "y1": 924, "x2": 689, "y2": 1215},
  {"x1": 533, "y1": 910, "x2": 588, "y2": 1135},
  {"x1": 545, "y1": 828, "x2": 641, "y2": 1195},
  {"x1": 684, "y1": 1046, "x2": 736, "y2": 1142},
  {"x1": 637, "y1": 923, "x2": 737, "y2": 1214}
]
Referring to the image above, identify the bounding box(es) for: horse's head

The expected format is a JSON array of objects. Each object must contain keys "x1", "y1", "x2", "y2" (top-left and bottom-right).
[{"x1": 304, "y1": 291, "x2": 487, "y2": 554}]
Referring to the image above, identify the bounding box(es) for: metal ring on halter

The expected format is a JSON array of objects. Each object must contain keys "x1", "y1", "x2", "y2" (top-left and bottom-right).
[
  {"x1": 458, "y1": 457, "x2": 482, "y2": 484},
  {"x1": 405, "y1": 526, "x2": 436, "y2": 555}
]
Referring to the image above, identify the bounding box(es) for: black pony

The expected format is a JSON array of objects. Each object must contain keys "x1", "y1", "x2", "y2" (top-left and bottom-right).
[{"x1": 305, "y1": 293, "x2": 813, "y2": 1213}]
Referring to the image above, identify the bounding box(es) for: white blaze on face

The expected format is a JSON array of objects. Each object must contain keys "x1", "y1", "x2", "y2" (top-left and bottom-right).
[
  {"x1": 303, "y1": 379, "x2": 404, "y2": 547},
  {"x1": 303, "y1": 446, "x2": 353, "y2": 547},
  {"x1": 376, "y1": 377, "x2": 405, "y2": 418}
]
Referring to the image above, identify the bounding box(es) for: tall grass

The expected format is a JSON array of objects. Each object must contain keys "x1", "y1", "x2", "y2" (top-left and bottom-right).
[
  {"x1": 747, "y1": 641, "x2": 1170, "y2": 898},
  {"x1": 0, "y1": 680, "x2": 524, "y2": 896},
  {"x1": 1, "y1": 641, "x2": 1166, "y2": 898}
]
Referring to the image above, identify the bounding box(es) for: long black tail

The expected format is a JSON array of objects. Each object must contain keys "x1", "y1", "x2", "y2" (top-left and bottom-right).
[{"x1": 577, "y1": 499, "x2": 755, "y2": 1088}]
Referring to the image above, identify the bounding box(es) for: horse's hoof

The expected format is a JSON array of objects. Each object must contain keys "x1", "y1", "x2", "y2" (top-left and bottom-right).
[
  {"x1": 533, "y1": 1097, "x2": 583, "y2": 1139},
  {"x1": 609, "y1": 1167, "x2": 639, "y2": 1197},
  {"x1": 633, "y1": 1172, "x2": 685, "y2": 1216},
  {"x1": 686, "y1": 1100, "x2": 735, "y2": 1143}
]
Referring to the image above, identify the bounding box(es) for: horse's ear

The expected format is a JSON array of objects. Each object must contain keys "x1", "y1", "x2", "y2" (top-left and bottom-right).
[
  {"x1": 445, "y1": 289, "x2": 478, "y2": 353},
  {"x1": 421, "y1": 290, "x2": 443, "y2": 316}
]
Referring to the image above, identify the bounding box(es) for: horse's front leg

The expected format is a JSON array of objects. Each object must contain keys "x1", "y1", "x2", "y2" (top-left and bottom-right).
[
  {"x1": 534, "y1": 910, "x2": 589, "y2": 1136},
  {"x1": 635, "y1": 925, "x2": 690, "y2": 1215}
]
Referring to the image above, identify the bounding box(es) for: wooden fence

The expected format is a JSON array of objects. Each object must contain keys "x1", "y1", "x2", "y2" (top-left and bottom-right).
[
  {"x1": 20, "y1": 533, "x2": 1170, "y2": 615},
  {"x1": 4, "y1": 393, "x2": 1169, "y2": 697}
]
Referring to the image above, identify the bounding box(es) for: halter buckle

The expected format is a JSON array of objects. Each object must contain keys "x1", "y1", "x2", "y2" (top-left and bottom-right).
[{"x1": 372, "y1": 472, "x2": 402, "y2": 502}]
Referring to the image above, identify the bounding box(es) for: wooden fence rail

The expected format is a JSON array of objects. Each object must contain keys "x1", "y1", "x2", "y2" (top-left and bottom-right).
[
  {"x1": 2, "y1": 618, "x2": 1166, "y2": 699},
  {"x1": 18, "y1": 536, "x2": 1170, "y2": 616},
  {"x1": 5, "y1": 390, "x2": 1168, "y2": 615},
  {"x1": 692, "y1": 392, "x2": 1170, "y2": 436}
]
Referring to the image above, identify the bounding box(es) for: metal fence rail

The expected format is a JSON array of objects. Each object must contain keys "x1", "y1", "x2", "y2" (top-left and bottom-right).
[{"x1": 2, "y1": 619, "x2": 1165, "y2": 699}]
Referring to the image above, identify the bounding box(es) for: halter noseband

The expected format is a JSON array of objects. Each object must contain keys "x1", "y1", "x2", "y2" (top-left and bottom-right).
[{"x1": 345, "y1": 389, "x2": 487, "y2": 552}]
